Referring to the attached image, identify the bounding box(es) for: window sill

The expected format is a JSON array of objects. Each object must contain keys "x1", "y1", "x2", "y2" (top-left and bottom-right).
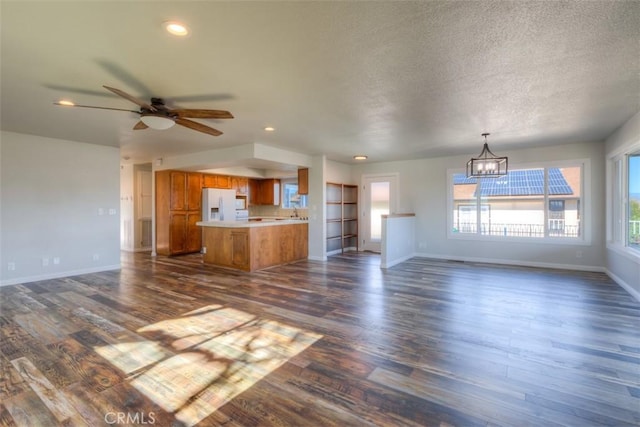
[
  {"x1": 448, "y1": 233, "x2": 590, "y2": 246},
  {"x1": 607, "y1": 243, "x2": 640, "y2": 263}
]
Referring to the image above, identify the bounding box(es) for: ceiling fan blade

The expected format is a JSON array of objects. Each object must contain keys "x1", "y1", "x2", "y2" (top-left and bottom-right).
[
  {"x1": 133, "y1": 121, "x2": 148, "y2": 130},
  {"x1": 175, "y1": 118, "x2": 223, "y2": 136},
  {"x1": 103, "y1": 86, "x2": 155, "y2": 111},
  {"x1": 53, "y1": 102, "x2": 139, "y2": 113},
  {"x1": 171, "y1": 109, "x2": 234, "y2": 119}
]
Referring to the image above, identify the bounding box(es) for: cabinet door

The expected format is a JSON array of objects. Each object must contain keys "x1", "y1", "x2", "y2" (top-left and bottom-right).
[
  {"x1": 186, "y1": 173, "x2": 202, "y2": 211},
  {"x1": 258, "y1": 180, "x2": 273, "y2": 205},
  {"x1": 232, "y1": 176, "x2": 248, "y2": 195},
  {"x1": 298, "y1": 168, "x2": 309, "y2": 195},
  {"x1": 203, "y1": 174, "x2": 217, "y2": 188},
  {"x1": 169, "y1": 212, "x2": 187, "y2": 254},
  {"x1": 248, "y1": 179, "x2": 260, "y2": 206},
  {"x1": 170, "y1": 172, "x2": 187, "y2": 211},
  {"x1": 231, "y1": 231, "x2": 249, "y2": 268},
  {"x1": 256, "y1": 179, "x2": 280, "y2": 205},
  {"x1": 186, "y1": 212, "x2": 202, "y2": 253},
  {"x1": 215, "y1": 175, "x2": 231, "y2": 189}
]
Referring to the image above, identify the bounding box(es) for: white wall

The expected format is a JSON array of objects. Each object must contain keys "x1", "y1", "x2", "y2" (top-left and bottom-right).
[
  {"x1": 0, "y1": 131, "x2": 121, "y2": 286},
  {"x1": 605, "y1": 111, "x2": 640, "y2": 300},
  {"x1": 307, "y1": 155, "x2": 327, "y2": 260},
  {"x1": 352, "y1": 140, "x2": 606, "y2": 270},
  {"x1": 326, "y1": 159, "x2": 354, "y2": 184}
]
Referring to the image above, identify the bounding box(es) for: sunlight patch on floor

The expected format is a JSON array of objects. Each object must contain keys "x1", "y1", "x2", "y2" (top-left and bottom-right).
[
  {"x1": 94, "y1": 340, "x2": 171, "y2": 375},
  {"x1": 95, "y1": 305, "x2": 322, "y2": 426}
]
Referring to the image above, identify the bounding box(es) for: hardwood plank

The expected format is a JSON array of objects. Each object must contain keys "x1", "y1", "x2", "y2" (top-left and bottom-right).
[
  {"x1": 0, "y1": 252, "x2": 638, "y2": 426},
  {"x1": 0, "y1": 353, "x2": 27, "y2": 400},
  {"x1": 9, "y1": 357, "x2": 84, "y2": 425},
  {"x1": 2, "y1": 389, "x2": 59, "y2": 427}
]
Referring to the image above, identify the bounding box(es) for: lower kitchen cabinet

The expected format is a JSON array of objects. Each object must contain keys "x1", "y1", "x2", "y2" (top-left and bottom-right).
[{"x1": 164, "y1": 211, "x2": 202, "y2": 256}]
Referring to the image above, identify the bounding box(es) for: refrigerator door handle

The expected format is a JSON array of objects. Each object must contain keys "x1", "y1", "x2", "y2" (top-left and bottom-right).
[{"x1": 219, "y1": 197, "x2": 224, "y2": 221}]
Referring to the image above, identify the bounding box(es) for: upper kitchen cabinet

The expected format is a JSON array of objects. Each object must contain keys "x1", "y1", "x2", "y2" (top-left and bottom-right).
[
  {"x1": 248, "y1": 179, "x2": 260, "y2": 206},
  {"x1": 298, "y1": 168, "x2": 309, "y2": 195},
  {"x1": 232, "y1": 176, "x2": 249, "y2": 195},
  {"x1": 249, "y1": 178, "x2": 281, "y2": 205},
  {"x1": 203, "y1": 174, "x2": 232, "y2": 189},
  {"x1": 169, "y1": 171, "x2": 202, "y2": 211}
]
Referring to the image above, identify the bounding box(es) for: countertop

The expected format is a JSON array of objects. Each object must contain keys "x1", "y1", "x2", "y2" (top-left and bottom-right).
[{"x1": 197, "y1": 218, "x2": 308, "y2": 228}]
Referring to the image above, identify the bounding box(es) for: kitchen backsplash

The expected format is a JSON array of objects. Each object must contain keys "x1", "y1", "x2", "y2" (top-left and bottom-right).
[{"x1": 249, "y1": 205, "x2": 309, "y2": 218}]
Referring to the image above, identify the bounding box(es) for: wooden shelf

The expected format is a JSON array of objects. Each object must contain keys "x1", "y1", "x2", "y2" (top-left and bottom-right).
[{"x1": 325, "y1": 182, "x2": 358, "y2": 255}]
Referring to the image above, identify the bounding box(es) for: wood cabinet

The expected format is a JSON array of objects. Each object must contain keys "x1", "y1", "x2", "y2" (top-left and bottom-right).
[
  {"x1": 298, "y1": 168, "x2": 309, "y2": 195},
  {"x1": 203, "y1": 174, "x2": 231, "y2": 189},
  {"x1": 230, "y1": 231, "x2": 249, "y2": 268},
  {"x1": 326, "y1": 182, "x2": 358, "y2": 255},
  {"x1": 156, "y1": 170, "x2": 203, "y2": 256},
  {"x1": 253, "y1": 179, "x2": 281, "y2": 205},
  {"x1": 202, "y1": 223, "x2": 308, "y2": 271},
  {"x1": 231, "y1": 176, "x2": 249, "y2": 195}
]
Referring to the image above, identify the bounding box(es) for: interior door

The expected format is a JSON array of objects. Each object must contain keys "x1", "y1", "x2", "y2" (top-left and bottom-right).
[{"x1": 361, "y1": 174, "x2": 398, "y2": 252}]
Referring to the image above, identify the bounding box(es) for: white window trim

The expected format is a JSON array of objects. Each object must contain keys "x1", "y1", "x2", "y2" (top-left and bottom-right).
[
  {"x1": 447, "y1": 159, "x2": 591, "y2": 246},
  {"x1": 607, "y1": 143, "x2": 640, "y2": 262}
]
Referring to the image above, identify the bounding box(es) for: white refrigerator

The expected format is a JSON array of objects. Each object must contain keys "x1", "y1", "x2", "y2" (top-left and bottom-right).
[{"x1": 202, "y1": 188, "x2": 236, "y2": 221}]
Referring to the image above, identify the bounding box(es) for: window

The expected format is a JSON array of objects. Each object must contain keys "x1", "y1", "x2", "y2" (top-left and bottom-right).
[
  {"x1": 281, "y1": 180, "x2": 308, "y2": 209},
  {"x1": 450, "y1": 163, "x2": 584, "y2": 241},
  {"x1": 628, "y1": 153, "x2": 640, "y2": 252}
]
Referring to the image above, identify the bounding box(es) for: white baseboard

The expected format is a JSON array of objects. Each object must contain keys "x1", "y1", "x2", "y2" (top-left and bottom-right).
[
  {"x1": 0, "y1": 264, "x2": 121, "y2": 287},
  {"x1": 413, "y1": 252, "x2": 606, "y2": 273},
  {"x1": 121, "y1": 247, "x2": 152, "y2": 253},
  {"x1": 308, "y1": 255, "x2": 328, "y2": 262},
  {"x1": 605, "y1": 269, "x2": 640, "y2": 302}
]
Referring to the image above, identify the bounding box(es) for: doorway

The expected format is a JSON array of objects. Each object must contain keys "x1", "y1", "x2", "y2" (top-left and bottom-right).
[{"x1": 361, "y1": 173, "x2": 398, "y2": 252}]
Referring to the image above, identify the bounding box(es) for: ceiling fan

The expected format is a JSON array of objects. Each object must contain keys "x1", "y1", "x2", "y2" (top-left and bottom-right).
[{"x1": 54, "y1": 85, "x2": 233, "y2": 136}]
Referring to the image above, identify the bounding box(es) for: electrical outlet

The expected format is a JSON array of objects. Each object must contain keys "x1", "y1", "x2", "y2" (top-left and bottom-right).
[
  {"x1": 202, "y1": 247, "x2": 207, "y2": 254},
  {"x1": 53, "y1": 257, "x2": 60, "y2": 265},
  {"x1": 7, "y1": 262, "x2": 15, "y2": 271},
  {"x1": 92, "y1": 254, "x2": 100, "y2": 261},
  {"x1": 42, "y1": 257, "x2": 49, "y2": 267},
  {"x1": 576, "y1": 250, "x2": 582, "y2": 258}
]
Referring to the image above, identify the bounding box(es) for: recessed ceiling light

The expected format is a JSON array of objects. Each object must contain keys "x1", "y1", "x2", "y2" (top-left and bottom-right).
[
  {"x1": 353, "y1": 155, "x2": 368, "y2": 160},
  {"x1": 264, "y1": 127, "x2": 275, "y2": 132},
  {"x1": 57, "y1": 100, "x2": 75, "y2": 106},
  {"x1": 163, "y1": 21, "x2": 189, "y2": 37}
]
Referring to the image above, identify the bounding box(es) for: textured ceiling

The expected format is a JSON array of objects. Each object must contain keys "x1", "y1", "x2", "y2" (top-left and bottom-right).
[{"x1": 1, "y1": 1, "x2": 638, "y2": 169}]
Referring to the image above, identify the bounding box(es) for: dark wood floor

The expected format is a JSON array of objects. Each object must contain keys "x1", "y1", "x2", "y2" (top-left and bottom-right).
[{"x1": 1, "y1": 252, "x2": 639, "y2": 426}]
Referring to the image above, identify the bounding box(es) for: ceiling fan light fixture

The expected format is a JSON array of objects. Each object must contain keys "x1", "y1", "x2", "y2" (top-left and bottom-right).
[
  {"x1": 163, "y1": 21, "x2": 189, "y2": 37},
  {"x1": 57, "y1": 99, "x2": 75, "y2": 106},
  {"x1": 140, "y1": 114, "x2": 175, "y2": 130},
  {"x1": 264, "y1": 126, "x2": 275, "y2": 132}
]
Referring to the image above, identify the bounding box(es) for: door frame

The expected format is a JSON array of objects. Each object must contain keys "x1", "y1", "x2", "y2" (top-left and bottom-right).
[{"x1": 360, "y1": 173, "x2": 399, "y2": 252}]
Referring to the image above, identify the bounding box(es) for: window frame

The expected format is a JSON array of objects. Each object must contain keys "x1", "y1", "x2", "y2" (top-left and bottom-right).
[
  {"x1": 280, "y1": 178, "x2": 308, "y2": 209},
  {"x1": 608, "y1": 145, "x2": 640, "y2": 261},
  {"x1": 447, "y1": 159, "x2": 590, "y2": 245}
]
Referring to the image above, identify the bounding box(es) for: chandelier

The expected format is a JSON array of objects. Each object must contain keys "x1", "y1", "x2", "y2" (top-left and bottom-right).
[{"x1": 466, "y1": 133, "x2": 508, "y2": 178}]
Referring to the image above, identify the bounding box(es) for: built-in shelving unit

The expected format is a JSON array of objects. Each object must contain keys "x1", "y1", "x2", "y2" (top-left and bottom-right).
[{"x1": 326, "y1": 182, "x2": 358, "y2": 255}]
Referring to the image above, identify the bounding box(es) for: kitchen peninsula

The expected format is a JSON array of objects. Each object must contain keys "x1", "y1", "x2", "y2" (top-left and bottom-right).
[{"x1": 198, "y1": 219, "x2": 308, "y2": 271}]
